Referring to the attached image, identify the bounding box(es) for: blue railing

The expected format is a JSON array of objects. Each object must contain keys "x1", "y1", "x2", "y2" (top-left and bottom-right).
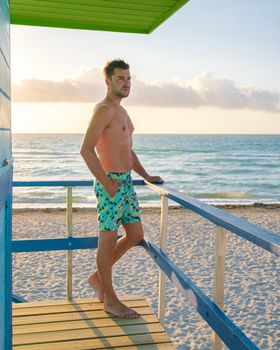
[{"x1": 12, "y1": 180, "x2": 280, "y2": 350}]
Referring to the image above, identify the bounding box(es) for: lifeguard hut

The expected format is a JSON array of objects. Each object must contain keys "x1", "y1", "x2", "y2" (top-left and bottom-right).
[
  {"x1": 1, "y1": 1, "x2": 279, "y2": 350},
  {"x1": 1, "y1": 1, "x2": 190, "y2": 349}
]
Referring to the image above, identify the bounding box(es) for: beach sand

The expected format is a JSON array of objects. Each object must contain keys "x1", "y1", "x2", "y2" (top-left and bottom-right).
[{"x1": 12, "y1": 206, "x2": 280, "y2": 349}]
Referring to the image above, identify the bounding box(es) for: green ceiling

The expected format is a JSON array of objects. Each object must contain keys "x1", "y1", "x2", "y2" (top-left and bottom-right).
[{"x1": 10, "y1": 0, "x2": 190, "y2": 34}]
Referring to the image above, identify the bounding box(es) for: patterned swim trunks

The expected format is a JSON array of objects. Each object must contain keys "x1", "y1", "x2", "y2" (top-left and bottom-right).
[{"x1": 94, "y1": 171, "x2": 141, "y2": 232}]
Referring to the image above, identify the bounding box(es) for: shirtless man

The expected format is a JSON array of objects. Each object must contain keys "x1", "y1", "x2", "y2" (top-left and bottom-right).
[{"x1": 80, "y1": 59, "x2": 163, "y2": 319}]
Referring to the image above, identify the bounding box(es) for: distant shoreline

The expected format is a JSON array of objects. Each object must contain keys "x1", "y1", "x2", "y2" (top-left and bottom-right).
[
  {"x1": 12, "y1": 202, "x2": 280, "y2": 213},
  {"x1": 12, "y1": 133, "x2": 280, "y2": 136}
]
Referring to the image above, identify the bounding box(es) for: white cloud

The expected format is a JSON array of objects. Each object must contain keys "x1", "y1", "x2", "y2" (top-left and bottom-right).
[
  {"x1": 191, "y1": 72, "x2": 279, "y2": 112},
  {"x1": 12, "y1": 68, "x2": 279, "y2": 112}
]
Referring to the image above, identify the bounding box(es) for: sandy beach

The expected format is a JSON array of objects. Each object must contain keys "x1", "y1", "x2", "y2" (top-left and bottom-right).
[{"x1": 12, "y1": 206, "x2": 279, "y2": 349}]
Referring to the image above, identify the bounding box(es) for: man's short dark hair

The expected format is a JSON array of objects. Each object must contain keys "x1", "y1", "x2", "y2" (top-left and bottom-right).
[{"x1": 104, "y1": 59, "x2": 130, "y2": 79}]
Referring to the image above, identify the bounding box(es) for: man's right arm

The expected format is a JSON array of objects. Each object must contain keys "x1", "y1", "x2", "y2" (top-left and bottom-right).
[{"x1": 80, "y1": 106, "x2": 113, "y2": 190}]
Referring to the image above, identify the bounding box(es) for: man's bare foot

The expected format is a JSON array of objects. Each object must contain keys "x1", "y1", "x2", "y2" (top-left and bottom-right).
[
  {"x1": 87, "y1": 271, "x2": 104, "y2": 302},
  {"x1": 104, "y1": 300, "x2": 141, "y2": 319}
]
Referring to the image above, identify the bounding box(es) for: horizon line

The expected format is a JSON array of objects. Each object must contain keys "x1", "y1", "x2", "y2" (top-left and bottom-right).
[{"x1": 12, "y1": 132, "x2": 280, "y2": 136}]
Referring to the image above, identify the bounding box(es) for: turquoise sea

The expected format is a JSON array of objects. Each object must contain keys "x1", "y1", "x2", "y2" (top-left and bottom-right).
[{"x1": 12, "y1": 134, "x2": 280, "y2": 208}]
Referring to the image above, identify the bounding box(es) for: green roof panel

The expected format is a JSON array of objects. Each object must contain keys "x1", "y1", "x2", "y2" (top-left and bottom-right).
[{"x1": 10, "y1": 0, "x2": 190, "y2": 34}]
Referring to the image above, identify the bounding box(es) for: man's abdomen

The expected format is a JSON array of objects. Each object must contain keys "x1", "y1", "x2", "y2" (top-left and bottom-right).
[{"x1": 97, "y1": 147, "x2": 133, "y2": 172}]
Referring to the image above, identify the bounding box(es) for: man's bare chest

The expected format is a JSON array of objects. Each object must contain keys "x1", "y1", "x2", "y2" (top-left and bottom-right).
[{"x1": 106, "y1": 113, "x2": 131, "y2": 134}]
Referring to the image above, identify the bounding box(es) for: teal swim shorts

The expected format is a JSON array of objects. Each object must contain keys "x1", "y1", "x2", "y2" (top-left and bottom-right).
[{"x1": 94, "y1": 171, "x2": 141, "y2": 231}]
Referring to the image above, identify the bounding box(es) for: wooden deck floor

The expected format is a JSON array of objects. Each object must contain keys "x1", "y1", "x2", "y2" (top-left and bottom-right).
[{"x1": 12, "y1": 295, "x2": 176, "y2": 349}]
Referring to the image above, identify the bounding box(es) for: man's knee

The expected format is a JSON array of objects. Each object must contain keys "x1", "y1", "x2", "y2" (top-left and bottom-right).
[
  {"x1": 135, "y1": 229, "x2": 144, "y2": 243},
  {"x1": 98, "y1": 230, "x2": 118, "y2": 250},
  {"x1": 123, "y1": 221, "x2": 144, "y2": 244},
  {"x1": 127, "y1": 228, "x2": 144, "y2": 244}
]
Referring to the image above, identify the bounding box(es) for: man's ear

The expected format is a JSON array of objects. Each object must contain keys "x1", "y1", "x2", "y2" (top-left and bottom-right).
[{"x1": 105, "y1": 76, "x2": 110, "y2": 87}]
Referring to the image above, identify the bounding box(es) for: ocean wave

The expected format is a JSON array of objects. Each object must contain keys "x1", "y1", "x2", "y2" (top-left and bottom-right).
[
  {"x1": 135, "y1": 148, "x2": 215, "y2": 154},
  {"x1": 12, "y1": 134, "x2": 280, "y2": 209},
  {"x1": 186, "y1": 192, "x2": 266, "y2": 199}
]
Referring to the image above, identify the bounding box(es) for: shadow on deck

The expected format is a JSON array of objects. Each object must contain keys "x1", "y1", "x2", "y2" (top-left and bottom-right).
[{"x1": 12, "y1": 295, "x2": 175, "y2": 350}]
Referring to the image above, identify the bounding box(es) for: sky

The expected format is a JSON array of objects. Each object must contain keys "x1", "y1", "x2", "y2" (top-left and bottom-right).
[{"x1": 11, "y1": 0, "x2": 280, "y2": 134}]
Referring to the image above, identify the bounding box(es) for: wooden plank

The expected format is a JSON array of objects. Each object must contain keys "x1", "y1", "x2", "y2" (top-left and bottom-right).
[
  {"x1": 13, "y1": 323, "x2": 165, "y2": 345},
  {"x1": 12, "y1": 298, "x2": 175, "y2": 349},
  {"x1": 13, "y1": 300, "x2": 147, "y2": 316},
  {"x1": 13, "y1": 314, "x2": 160, "y2": 334},
  {"x1": 0, "y1": 0, "x2": 10, "y2": 63},
  {"x1": 13, "y1": 332, "x2": 172, "y2": 350},
  {"x1": 0, "y1": 12, "x2": 11, "y2": 340},
  {"x1": 12, "y1": 295, "x2": 145, "y2": 308},
  {"x1": 0, "y1": 205, "x2": 6, "y2": 350},
  {"x1": 0, "y1": 130, "x2": 11, "y2": 165},
  {"x1": 0, "y1": 30, "x2": 10, "y2": 67},
  {"x1": 212, "y1": 226, "x2": 226, "y2": 350},
  {"x1": 158, "y1": 195, "x2": 168, "y2": 324},
  {"x1": 0, "y1": 51, "x2": 10, "y2": 97},
  {"x1": 0, "y1": 93, "x2": 10, "y2": 128},
  {"x1": 66, "y1": 186, "x2": 73, "y2": 299},
  {"x1": 0, "y1": 160, "x2": 12, "y2": 212},
  {"x1": 11, "y1": 4, "x2": 158, "y2": 22},
  {"x1": 13, "y1": 307, "x2": 153, "y2": 325},
  {"x1": 111, "y1": 343, "x2": 176, "y2": 350},
  {"x1": 11, "y1": 0, "x2": 171, "y2": 12}
]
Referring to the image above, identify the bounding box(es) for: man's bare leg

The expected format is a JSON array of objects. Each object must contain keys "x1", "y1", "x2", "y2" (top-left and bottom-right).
[
  {"x1": 96, "y1": 228, "x2": 141, "y2": 318},
  {"x1": 88, "y1": 222, "x2": 144, "y2": 303}
]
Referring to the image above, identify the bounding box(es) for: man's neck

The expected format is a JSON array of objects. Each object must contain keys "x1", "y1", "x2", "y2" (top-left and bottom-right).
[{"x1": 106, "y1": 93, "x2": 122, "y2": 106}]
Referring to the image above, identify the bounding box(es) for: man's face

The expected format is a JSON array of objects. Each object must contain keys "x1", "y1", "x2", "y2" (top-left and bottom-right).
[{"x1": 107, "y1": 68, "x2": 131, "y2": 98}]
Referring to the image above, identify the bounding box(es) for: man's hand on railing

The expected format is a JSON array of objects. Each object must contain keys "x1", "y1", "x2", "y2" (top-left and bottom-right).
[{"x1": 145, "y1": 175, "x2": 164, "y2": 184}]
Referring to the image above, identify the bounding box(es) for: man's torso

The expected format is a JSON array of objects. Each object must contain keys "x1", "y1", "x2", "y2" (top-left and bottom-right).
[{"x1": 95, "y1": 101, "x2": 134, "y2": 172}]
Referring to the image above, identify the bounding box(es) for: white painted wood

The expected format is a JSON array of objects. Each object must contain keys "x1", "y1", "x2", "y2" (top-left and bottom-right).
[
  {"x1": 66, "y1": 187, "x2": 73, "y2": 300},
  {"x1": 158, "y1": 195, "x2": 168, "y2": 325},
  {"x1": 212, "y1": 226, "x2": 226, "y2": 350}
]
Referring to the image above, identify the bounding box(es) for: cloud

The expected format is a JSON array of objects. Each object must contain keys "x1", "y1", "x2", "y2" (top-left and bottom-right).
[
  {"x1": 12, "y1": 68, "x2": 279, "y2": 112},
  {"x1": 129, "y1": 78, "x2": 202, "y2": 107},
  {"x1": 12, "y1": 68, "x2": 104, "y2": 102},
  {"x1": 191, "y1": 72, "x2": 280, "y2": 112}
]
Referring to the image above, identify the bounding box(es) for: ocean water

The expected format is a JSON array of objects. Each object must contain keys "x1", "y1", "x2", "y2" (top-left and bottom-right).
[{"x1": 12, "y1": 134, "x2": 280, "y2": 208}]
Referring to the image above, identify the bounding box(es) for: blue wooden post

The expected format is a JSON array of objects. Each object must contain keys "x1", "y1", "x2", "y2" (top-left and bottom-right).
[{"x1": 0, "y1": 0, "x2": 12, "y2": 348}]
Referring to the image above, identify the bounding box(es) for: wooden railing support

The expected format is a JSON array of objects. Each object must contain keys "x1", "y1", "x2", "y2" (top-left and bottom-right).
[
  {"x1": 212, "y1": 226, "x2": 226, "y2": 350},
  {"x1": 66, "y1": 186, "x2": 73, "y2": 300},
  {"x1": 158, "y1": 195, "x2": 169, "y2": 325}
]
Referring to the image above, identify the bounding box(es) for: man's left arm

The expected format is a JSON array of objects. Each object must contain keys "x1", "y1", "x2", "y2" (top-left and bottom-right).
[{"x1": 131, "y1": 150, "x2": 164, "y2": 183}]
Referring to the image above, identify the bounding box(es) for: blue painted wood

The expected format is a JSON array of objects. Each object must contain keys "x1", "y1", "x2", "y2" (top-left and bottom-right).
[
  {"x1": 0, "y1": 164, "x2": 12, "y2": 212},
  {"x1": 0, "y1": 131, "x2": 11, "y2": 172},
  {"x1": 12, "y1": 237, "x2": 99, "y2": 252},
  {"x1": 12, "y1": 294, "x2": 28, "y2": 303},
  {"x1": 5, "y1": 193, "x2": 12, "y2": 350},
  {"x1": 13, "y1": 179, "x2": 145, "y2": 187},
  {"x1": 0, "y1": 165, "x2": 12, "y2": 349},
  {"x1": 12, "y1": 236, "x2": 143, "y2": 253},
  {"x1": 14, "y1": 180, "x2": 280, "y2": 257},
  {"x1": 0, "y1": 0, "x2": 10, "y2": 63},
  {"x1": 140, "y1": 239, "x2": 259, "y2": 350},
  {"x1": 0, "y1": 206, "x2": 5, "y2": 350},
  {"x1": 146, "y1": 183, "x2": 280, "y2": 256},
  {"x1": 0, "y1": 164, "x2": 12, "y2": 350},
  {"x1": 0, "y1": 0, "x2": 9, "y2": 35},
  {"x1": 11, "y1": 236, "x2": 143, "y2": 253},
  {"x1": 13, "y1": 180, "x2": 95, "y2": 187},
  {"x1": 0, "y1": 1, "x2": 11, "y2": 347}
]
